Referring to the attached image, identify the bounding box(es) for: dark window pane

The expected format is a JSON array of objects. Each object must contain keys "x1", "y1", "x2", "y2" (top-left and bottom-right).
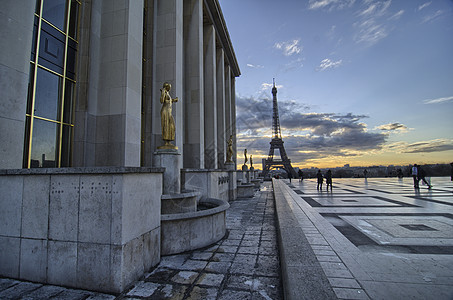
[
  {"x1": 63, "y1": 81, "x2": 74, "y2": 124},
  {"x1": 30, "y1": 118, "x2": 58, "y2": 168},
  {"x1": 60, "y1": 125, "x2": 73, "y2": 167},
  {"x1": 66, "y1": 39, "x2": 77, "y2": 80},
  {"x1": 34, "y1": 67, "x2": 62, "y2": 120},
  {"x1": 68, "y1": 0, "x2": 79, "y2": 39},
  {"x1": 23, "y1": 116, "x2": 32, "y2": 168},
  {"x1": 26, "y1": 64, "x2": 35, "y2": 115},
  {"x1": 42, "y1": 0, "x2": 66, "y2": 31},
  {"x1": 38, "y1": 22, "x2": 65, "y2": 74},
  {"x1": 35, "y1": 0, "x2": 41, "y2": 15},
  {"x1": 31, "y1": 17, "x2": 39, "y2": 60}
]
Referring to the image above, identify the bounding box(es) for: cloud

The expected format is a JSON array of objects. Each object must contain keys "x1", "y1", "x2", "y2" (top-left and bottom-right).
[
  {"x1": 423, "y1": 96, "x2": 453, "y2": 104},
  {"x1": 422, "y1": 10, "x2": 444, "y2": 23},
  {"x1": 274, "y1": 39, "x2": 302, "y2": 56},
  {"x1": 308, "y1": 0, "x2": 356, "y2": 11},
  {"x1": 246, "y1": 63, "x2": 264, "y2": 69},
  {"x1": 375, "y1": 122, "x2": 409, "y2": 132},
  {"x1": 316, "y1": 58, "x2": 343, "y2": 71},
  {"x1": 236, "y1": 94, "x2": 388, "y2": 164},
  {"x1": 354, "y1": 19, "x2": 388, "y2": 45},
  {"x1": 399, "y1": 139, "x2": 453, "y2": 154},
  {"x1": 389, "y1": 10, "x2": 404, "y2": 20},
  {"x1": 418, "y1": 1, "x2": 432, "y2": 11}
]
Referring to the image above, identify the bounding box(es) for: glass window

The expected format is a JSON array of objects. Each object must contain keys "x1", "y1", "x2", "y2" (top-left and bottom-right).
[
  {"x1": 30, "y1": 119, "x2": 58, "y2": 168},
  {"x1": 42, "y1": 0, "x2": 67, "y2": 31},
  {"x1": 63, "y1": 81, "x2": 74, "y2": 124},
  {"x1": 68, "y1": 0, "x2": 79, "y2": 39},
  {"x1": 34, "y1": 67, "x2": 63, "y2": 121},
  {"x1": 60, "y1": 125, "x2": 73, "y2": 167}
]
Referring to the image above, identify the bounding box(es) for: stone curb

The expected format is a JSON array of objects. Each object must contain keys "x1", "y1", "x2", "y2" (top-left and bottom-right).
[{"x1": 272, "y1": 179, "x2": 337, "y2": 300}]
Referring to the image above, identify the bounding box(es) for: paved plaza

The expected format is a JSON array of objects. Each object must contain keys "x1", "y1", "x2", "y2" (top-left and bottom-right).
[
  {"x1": 277, "y1": 176, "x2": 453, "y2": 299},
  {"x1": 1, "y1": 177, "x2": 453, "y2": 299}
]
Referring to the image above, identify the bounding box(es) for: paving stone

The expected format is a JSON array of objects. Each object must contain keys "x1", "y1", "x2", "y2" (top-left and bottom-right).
[
  {"x1": 190, "y1": 251, "x2": 213, "y2": 260},
  {"x1": 126, "y1": 281, "x2": 160, "y2": 297},
  {"x1": 205, "y1": 261, "x2": 232, "y2": 273},
  {"x1": 195, "y1": 273, "x2": 225, "y2": 287},
  {"x1": 328, "y1": 277, "x2": 361, "y2": 289},
  {"x1": 152, "y1": 284, "x2": 186, "y2": 300},
  {"x1": 21, "y1": 285, "x2": 66, "y2": 299},
  {"x1": 51, "y1": 289, "x2": 94, "y2": 300},
  {"x1": 171, "y1": 271, "x2": 199, "y2": 285},
  {"x1": 225, "y1": 274, "x2": 255, "y2": 291},
  {"x1": 180, "y1": 259, "x2": 208, "y2": 271},
  {"x1": 238, "y1": 246, "x2": 259, "y2": 255},
  {"x1": 217, "y1": 245, "x2": 239, "y2": 254},
  {"x1": 0, "y1": 282, "x2": 42, "y2": 299},
  {"x1": 333, "y1": 287, "x2": 370, "y2": 299},
  {"x1": 187, "y1": 286, "x2": 218, "y2": 299},
  {"x1": 0, "y1": 278, "x2": 19, "y2": 291},
  {"x1": 218, "y1": 289, "x2": 253, "y2": 300}
]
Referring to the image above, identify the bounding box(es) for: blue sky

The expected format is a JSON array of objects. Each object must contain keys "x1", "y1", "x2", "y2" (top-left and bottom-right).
[{"x1": 219, "y1": 0, "x2": 453, "y2": 168}]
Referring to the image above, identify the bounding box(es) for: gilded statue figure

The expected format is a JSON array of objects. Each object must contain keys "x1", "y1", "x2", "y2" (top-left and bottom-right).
[
  {"x1": 159, "y1": 83, "x2": 179, "y2": 149},
  {"x1": 244, "y1": 149, "x2": 248, "y2": 165},
  {"x1": 226, "y1": 135, "x2": 233, "y2": 163},
  {"x1": 250, "y1": 155, "x2": 253, "y2": 168}
]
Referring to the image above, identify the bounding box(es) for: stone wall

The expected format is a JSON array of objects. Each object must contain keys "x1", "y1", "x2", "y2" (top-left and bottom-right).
[
  {"x1": 181, "y1": 169, "x2": 234, "y2": 202},
  {"x1": 0, "y1": 167, "x2": 163, "y2": 293}
]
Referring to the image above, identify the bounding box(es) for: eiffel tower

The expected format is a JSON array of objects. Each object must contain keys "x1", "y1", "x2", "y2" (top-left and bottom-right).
[{"x1": 262, "y1": 80, "x2": 297, "y2": 178}]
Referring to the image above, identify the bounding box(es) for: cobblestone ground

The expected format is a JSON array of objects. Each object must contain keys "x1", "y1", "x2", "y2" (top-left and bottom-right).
[
  {"x1": 0, "y1": 183, "x2": 282, "y2": 300},
  {"x1": 119, "y1": 183, "x2": 282, "y2": 299}
]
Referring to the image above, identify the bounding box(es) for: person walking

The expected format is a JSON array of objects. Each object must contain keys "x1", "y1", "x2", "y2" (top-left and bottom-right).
[
  {"x1": 325, "y1": 169, "x2": 333, "y2": 191},
  {"x1": 317, "y1": 169, "x2": 323, "y2": 190},
  {"x1": 411, "y1": 164, "x2": 419, "y2": 188},
  {"x1": 417, "y1": 165, "x2": 432, "y2": 189},
  {"x1": 287, "y1": 170, "x2": 292, "y2": 183},
  {"x1": 450, "y1": 162, "x2": 453, "y2": 181},
  {"x1": 298, "y1": 169, "x2": 304, "y2": 182}
]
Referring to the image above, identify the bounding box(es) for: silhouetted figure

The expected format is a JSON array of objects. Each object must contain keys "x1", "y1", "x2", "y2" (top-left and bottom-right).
[
  {"x1": 363, "y1": 169, "x2": 368, "y2": 178},
  {"x1": 325, "y1": 170, "x2": 332, "y2": 191},
  {"x1": 450, "y1": 162, "x2": 453, "y2": 181},
  {"x1": 298, "y1": 169, "x2": 304, "y2": 182},
  {"x1": 397, "y1": 168, "x2": 403, "y2": 178},
  {"x1": 417, "y1": 165, "x2": 432, "y2": 189},
  {"x1": 411, "y1": 164, "x2": 419, "y2": 188},
  {"x1": 287, "y1": 170, "x2": 292, "y2": 183},
  {"x1": 317, "y1": 170, "x2": 323, "y2": 190}
]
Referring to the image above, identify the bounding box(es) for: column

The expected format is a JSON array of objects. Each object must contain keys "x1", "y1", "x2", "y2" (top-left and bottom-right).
[
  {"x1": 216, "y1": 48, "x2": 225, "y2": 169},
  {"x1": 183, "y1": 0, "x2": 204, "y2": 169},
  {"x1": 203, "y1": 24, "x2": 217, "y2": 169},
  {"x1": 224, "y1": 64, "x2": 232, "y2": 141},
  {"x1": 231, "y1": 76, "x2": 237, "y2": 168},
  {"x1": 0, "y1": 3, "x2": 35, "y2": 168},
  {"x1": 152, "y1": 0, "x2": 184, "y2": 166}
]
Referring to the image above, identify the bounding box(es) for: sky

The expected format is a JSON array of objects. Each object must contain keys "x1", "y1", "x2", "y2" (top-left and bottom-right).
[{"x1": 218, "y1": 0, "x2": 453, "y2": 169}]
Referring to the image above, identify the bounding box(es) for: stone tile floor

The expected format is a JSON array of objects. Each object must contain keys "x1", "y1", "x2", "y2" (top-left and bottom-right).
[
  {"x1": 281, "y1": 176, "x2": 453, "y2": 300},
  {"x1": 0, "y1": 183, "x2": 282, "y2": 300}
]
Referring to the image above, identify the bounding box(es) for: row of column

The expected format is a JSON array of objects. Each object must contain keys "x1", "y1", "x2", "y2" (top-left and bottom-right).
[{"x1": 152, "y1": 0, "x2": 236, "y2": 170}]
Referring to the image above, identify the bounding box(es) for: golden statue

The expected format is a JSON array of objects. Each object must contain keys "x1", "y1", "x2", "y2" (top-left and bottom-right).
[
  {"x1": 158, "y1": 83, "x2": 179, "y2": 149},
  {"x1": 250, "y1": 155, "x2": 253, "y2": 168},
  {"x1": 243, "y1": 149, "x2": 248, "y2": 165},
  {"x1": 226, "y1": 135, "x2": 233, "y2": 163}
]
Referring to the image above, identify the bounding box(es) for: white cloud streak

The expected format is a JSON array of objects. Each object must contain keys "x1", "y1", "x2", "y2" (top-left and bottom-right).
[
  {"x1": 308, "y1": 0, "x2": 356, "y2": 11},
  {"x1": 246, "y1": 63, "x2": 264, "y2": 69},
  {"x1": 422, "y1": 10, "x2": 443, "y2": 23},
  {"x1": 316, "y1": 58, "x2": 343, "y2": 71},
  {"x1": 274, "y1": 39, "x2": 302, "y2": 56},
  {"x1": 423, "y1": 96, "x2": 453, "y2": 104},
  {"x1": 418, "y1": 1, "x2": 432, "y2": 11}
]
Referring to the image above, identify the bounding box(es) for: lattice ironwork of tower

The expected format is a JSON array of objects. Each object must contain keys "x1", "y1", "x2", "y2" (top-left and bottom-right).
[{"x1": 262, "y1": 80, "x2": 297, "y2": 178}]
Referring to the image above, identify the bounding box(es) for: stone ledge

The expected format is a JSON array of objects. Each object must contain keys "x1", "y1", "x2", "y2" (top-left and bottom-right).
[
  {"x1": 0, "y1": 167, "x2": 165, "y2": 176},
  {"x1": 272, "y1": 179, "x2": 337, "y2": 300}
]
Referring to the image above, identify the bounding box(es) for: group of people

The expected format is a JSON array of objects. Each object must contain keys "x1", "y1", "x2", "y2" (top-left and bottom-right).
[
  {"x1": 317, "y1": 169, "x2": 333, "y2": 191},
  {"x1": 411, "y1": 164, "x2": 432, "y2": 189}
]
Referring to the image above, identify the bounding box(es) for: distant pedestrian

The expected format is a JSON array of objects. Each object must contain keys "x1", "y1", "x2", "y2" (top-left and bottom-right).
[
  {"x1": 450, "y1": 162, "x2": 453, "y2": 181},
  {"x1": 287, "y1": 171, "x2": 292, "y2": 183},
  {"x1": 317, "y1": 169, "x2": 323, "y2": 190},
  {"x1": 298, "y1": 169, "x2": 304, "y2": 182},
  {"x1": 411, "y1": 164, "x2": 419, "y2": 188},
  {"x1": 417, "y1": 165, "x2": 432, "y2": 189},
  {"x1": 363, "y1": 169, "x2": 368, "y2": 178},
  {"x1": 326, "y1": 170, "x2": 332, "y2": 191}
]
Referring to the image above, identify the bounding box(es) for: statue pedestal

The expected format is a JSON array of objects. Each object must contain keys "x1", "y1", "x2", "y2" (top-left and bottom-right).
[
  {"x1": 153, "y1": 148, "x2": 181, "y2": 194},
  {"x1": 242, "y1": 164, "x2": 249, "y2": 184},
  {"x1": 224, "y1": 161, "x2": 235, "y2": 171},
  {"x1": 250, "y1": 167, "x2": 254, "y2": 180}
]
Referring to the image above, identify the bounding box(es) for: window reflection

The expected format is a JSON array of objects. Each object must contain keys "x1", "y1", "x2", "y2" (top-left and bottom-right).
[
  {"x1": 34, "y1": 68, "x2": 62, "y2": 121},
  {"x1": 30, "y1": 119, "x2": 58, "y2": 168},
  {"x1": 42, "y1": 0, "x2": 66, "y2": 31},
  {"x1": 60, "y1": 125, "x2": 73, "y2": 167}
]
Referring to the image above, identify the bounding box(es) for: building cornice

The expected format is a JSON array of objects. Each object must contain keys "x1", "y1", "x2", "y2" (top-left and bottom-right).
[{"x1": 204, "y1": 0, "x2": 241, "y2": 77}]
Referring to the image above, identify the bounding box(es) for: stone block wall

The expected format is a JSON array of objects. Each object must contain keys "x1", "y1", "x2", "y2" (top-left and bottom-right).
[
  {"x1": 0, "y1": 167, "x2": 163, "y2": 293},
  {"x1": 181, "y1": 169, "x2": 233, "y2": 201}
]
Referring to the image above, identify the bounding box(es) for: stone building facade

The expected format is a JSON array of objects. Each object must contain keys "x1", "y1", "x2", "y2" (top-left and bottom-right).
[{"x1": 0, "y1": 0, "x2": 240, "y2": 293}]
